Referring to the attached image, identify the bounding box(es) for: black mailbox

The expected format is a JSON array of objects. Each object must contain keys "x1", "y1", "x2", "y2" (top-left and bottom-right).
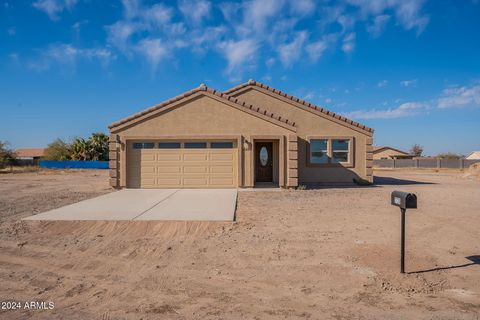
[{"x1": 391, "y1": 191, "x2": 417, "y2": 209}]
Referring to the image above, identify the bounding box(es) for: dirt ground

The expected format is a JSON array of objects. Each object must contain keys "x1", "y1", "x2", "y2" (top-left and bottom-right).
[{"x1": 0, "y1": 169, "x2": 479, "y2": 319}]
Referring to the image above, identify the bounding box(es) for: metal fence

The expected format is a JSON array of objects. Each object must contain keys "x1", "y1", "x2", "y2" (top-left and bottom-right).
[
  {"x1": 39, "y1": 160, "x2": 109, "y2": 169},
  {"x1": 374, "y1": 159, "x2": 480, "y2": 169}
]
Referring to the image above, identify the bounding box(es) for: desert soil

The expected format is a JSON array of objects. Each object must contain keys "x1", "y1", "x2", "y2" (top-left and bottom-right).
[{"x1": 0, "y1": 169, "x2": 479, "y2": 319}]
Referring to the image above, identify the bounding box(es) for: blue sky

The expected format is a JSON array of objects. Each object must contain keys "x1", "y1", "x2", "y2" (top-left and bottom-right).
[{"x1": 1, "y1": 0, "x2": 479, "y2": 156}]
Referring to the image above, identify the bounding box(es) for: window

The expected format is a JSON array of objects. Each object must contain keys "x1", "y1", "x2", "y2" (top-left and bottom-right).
[
  {"x1": 184, "y1": 142, "x2": 207, "y2": 148},
  {"x1": 158, "y1": 142, "x2": 181, "y2": 149},
  {"x1": 211, "y1": 142, "x2": 233, "y2": 148},
  {"x1": 332, "y1": 139, "x2": 349, "y2": 163},
  {"x1": 310, "y1": 139, "x2": 329, "y2": 164},
  {"x1": 133, "y1": 142, "x2": 154, "y2": 149},
  {"x1": 308, "y1": 137, "x2": 353, "y2": 166}
]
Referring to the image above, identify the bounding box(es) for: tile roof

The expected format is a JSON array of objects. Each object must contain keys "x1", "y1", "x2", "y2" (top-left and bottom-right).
[
  {"x1": 224, "y1": 80, "x2": 374, "y2": 134},
  {"x1": 108, "y1": 84, "x2": 297, "y2": 130},
  {"x1": 15, "y1": 148, "x2": 45, "y2": 157}
]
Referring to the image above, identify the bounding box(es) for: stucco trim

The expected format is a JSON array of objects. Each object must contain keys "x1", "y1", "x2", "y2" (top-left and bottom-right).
[
  {"x1": 109, "y1": 86, "x2": 296, "y2": 133},
  {"x1": 249, "y1": 135, "x2": 286, "y2": 187},
  {"x1": 225, "y1": 80, "x2": 373, "y2": 136},
  {"x1": 306, "y1": 136, "x2": 356, "y2": 168}
]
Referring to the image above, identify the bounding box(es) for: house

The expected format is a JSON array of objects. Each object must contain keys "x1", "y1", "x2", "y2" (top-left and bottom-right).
[
  {"x1": 372, "y1": 146, "x2": 413, "y2": 160},
  {"x1": 14, "y1": 148, "x2": 45, "y2": 165},
  {"x1": 466, "y1": 151, "x2": 480, "y2": 160},
  {"x1": 108, "y1": 80, "x2": 374, "y2": 189}
]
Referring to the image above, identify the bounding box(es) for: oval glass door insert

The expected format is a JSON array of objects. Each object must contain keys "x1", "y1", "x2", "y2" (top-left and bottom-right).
[{"x1": 260, "y1": 146, "x2": 268, "y2": 166}]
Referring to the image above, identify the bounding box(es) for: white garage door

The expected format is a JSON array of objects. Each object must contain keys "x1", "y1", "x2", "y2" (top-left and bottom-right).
[{"x1": 127, "y1": 141, "x2": 238, "y2": 188}]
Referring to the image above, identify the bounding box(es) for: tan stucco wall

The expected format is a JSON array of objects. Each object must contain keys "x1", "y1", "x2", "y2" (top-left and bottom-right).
[
  {"x1": 373, "y1": 148, "x2": 407, "y2": 160},
  {"x1": 231, "y1": 88, "x2": 372, "y2": 184},
  {"x1": 112, "y1": 93, "x2": 293, "y2": 187}
]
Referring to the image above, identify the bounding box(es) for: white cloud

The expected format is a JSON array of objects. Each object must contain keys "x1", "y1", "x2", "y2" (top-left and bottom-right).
[
  {"x1": 278, "y1": 31, "x2": 308, "y2": 67},
  {"x1": 29, "y1": 43, "x2": 115, "y2": 71},
  {"x1": 437, "y1": 84, "x2": 480, "y2": 109},
  {"x1": 219, "y1": 39, "x2": 258, "y2": 80},
  {"x1": 342, "y1": 32, "x2": 356, "y2": 53},
  {"x1": 377, "y1": 80, "x2": 388, "y2": 88},
  {"x1": 400, "y1": 79, "x2": 417, "y2": 87},
  {"x1": 346, "y1": 0, "x2": 429, "y2": 34},
  {"x1": 289, "y1": 0, "x2": 315, "y2": 16},
  {"x1": 344, "y1": 102, "x2": 427, "y2": 119},
  {"x1": 367, "y1": 14, "x2": 390, "y2": 37},
  {"x1": 32, "y1": 0, "x2": 78, "y2": 20},
  {"x1": 304, "y1": 92, "x2": 315, "y2": 100},
  {"x1": 305, "y1": 40, "x2": 328, "y2": 62},
  {"x1": 106, "y1": 21, "x2": 140, "y2": 53},
  {"x1": 136, "y1": 38, "x2": 169, "y2": 73},
  {"x1": 179, "y1": 0, "x2": 211, "y2": 26},
  {"x1": 343, "y1": 82, "x2": 480, "y2": 120},
  {"x1": 239, "y1": 0, "x2": 285, "y2": 37}
]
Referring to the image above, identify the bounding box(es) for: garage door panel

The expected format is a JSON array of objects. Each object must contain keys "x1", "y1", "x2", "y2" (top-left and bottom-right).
[
  {"x1": 210, "y1": 177, "x2": 234, "y2": 186},
  {"x1": 184, "y1": 153, "x2": 208, "y2": 161},
  {"x1": 183, "y1": 166, "x2": 208, "y2": 173},
  {"x1": 127, "y1": 141, "x2": 237, "y2": 188},
  {"x1": 210, "y1": 165, "x2": 234, "y2": 173},
  {"x1": 141, "y1": 154, "x2": 156, "y2": 161},
  {"x1": 157, "y1": 166, "x2": 182, "y2": 173},
  {"x1": 157, "y1": 177, "x2": 182, "y2": 186},
  {"x1": 157, "y1": 154, "x2": 182, "y2": 161},
  {"x1": 183, "y1": 177, "x2": 209, "y2": 186},
  {"x1": 211, "y1": 153, "x2": 234, "y2": 160}
]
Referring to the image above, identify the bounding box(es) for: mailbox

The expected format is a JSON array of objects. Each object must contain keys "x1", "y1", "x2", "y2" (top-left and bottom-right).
[
  {"x1": 391, "y1": 191, "x2": 417, "y2": 209},
  {"x1": 391, "y1": 190, "x2": 417, "y2": 273}
]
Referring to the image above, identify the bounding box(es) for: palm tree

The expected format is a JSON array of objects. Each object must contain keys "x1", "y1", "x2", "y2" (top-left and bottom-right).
[
  {"x1": 70, "y1": 138, "x2": 90, "y2": 160},
  {"x1": 88, "y1": 133, "x2": 108, "y2": 161}
]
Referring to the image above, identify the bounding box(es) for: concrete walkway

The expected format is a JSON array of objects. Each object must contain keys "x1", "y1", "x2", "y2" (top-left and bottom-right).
[{"x1": 23, "y1": 189, "x2": 237, "y2": 221}]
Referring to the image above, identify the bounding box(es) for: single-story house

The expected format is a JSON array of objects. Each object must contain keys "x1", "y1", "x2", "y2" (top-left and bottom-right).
[
  {"x1": 108, "y1": 80, "x2": 374, "y2": 189},
  {"x1": 14, "y1": 148, "x2": 45, "y2": 165},
  {"x1": 465, "y1": 151, "x2": 480, "y2": 160},
  {"x1": 373, "y1": 146, "x2": 413, "y2": 160}
]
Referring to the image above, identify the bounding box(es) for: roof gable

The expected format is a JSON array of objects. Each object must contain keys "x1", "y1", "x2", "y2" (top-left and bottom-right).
[
  {"x1": 372, "y1": 146, "x2": 408, "y2": 155},
  {"x1": 109, "y1": 84, "x2": 296, "y2": 133},
  {"x1": 224, "y1": 80, "x2": 374, "y2": 136}
]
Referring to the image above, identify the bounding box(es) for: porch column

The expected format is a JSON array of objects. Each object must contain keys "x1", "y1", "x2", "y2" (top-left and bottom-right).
[{"x1": 108, "y1": 134, "x2": 120, "y2": 189}]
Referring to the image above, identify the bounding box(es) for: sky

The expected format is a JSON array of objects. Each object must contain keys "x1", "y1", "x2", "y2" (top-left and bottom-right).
[{"x1": 1, "y1": 0, "x2": 479, "y2": 156}]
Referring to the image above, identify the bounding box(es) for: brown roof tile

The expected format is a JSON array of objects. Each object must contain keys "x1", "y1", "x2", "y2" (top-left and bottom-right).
[{"x1": 224, "y1": 80, "x2": 374, "y2": 134}]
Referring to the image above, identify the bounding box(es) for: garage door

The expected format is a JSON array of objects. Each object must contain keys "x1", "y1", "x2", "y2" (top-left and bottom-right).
[{"x1": 127, "y1": 141, "x2": 238, "y2": 188}]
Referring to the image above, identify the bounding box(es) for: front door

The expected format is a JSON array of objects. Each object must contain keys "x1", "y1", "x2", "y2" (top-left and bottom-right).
[{"x1": 255, "y1": 142, "x2": 273, "y2": 182}]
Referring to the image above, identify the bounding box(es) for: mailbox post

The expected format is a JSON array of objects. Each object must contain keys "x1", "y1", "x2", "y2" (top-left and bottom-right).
[{"x1": 391, "y1": 191, "x2": 417, "y2": 273}]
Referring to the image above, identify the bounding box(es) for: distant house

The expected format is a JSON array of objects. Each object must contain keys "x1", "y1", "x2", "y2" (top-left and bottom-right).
[
  {"x1": 373, "y1": 146, "x2": 414, "y2": 160},
  {"x1": 15, "y1": 148, "x2": 45, "y2": 165},
  {"x1": 466, "y1": 151, "x2": 480, "y2": 160}
]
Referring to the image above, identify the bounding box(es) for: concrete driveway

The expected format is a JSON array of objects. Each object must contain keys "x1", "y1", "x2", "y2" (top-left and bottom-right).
[{"x1": 23, "y1": 189, "x2": 237, "y2": 221}]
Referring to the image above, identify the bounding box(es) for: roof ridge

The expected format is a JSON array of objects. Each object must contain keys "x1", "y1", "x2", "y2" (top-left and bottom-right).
[
  {"x1": 109, "y1": 84, "x2": 296, "y2": 130},
  {"x1": 224, "y1": 80, "x2": 374, "y2": 134}
]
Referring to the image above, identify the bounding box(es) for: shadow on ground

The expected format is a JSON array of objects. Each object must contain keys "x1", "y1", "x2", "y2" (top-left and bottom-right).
[
  {"x1": 409, "y1": 255, "x2": 480, "y2": 274},
  {"x1": 374, "y1": 176, "x2": 436, "y2": 185}
]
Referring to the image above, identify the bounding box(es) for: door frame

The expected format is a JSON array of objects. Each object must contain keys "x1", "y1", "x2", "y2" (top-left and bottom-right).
[{"x1": 250, "y1": 135, "x2": 285, "y2": 187}]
